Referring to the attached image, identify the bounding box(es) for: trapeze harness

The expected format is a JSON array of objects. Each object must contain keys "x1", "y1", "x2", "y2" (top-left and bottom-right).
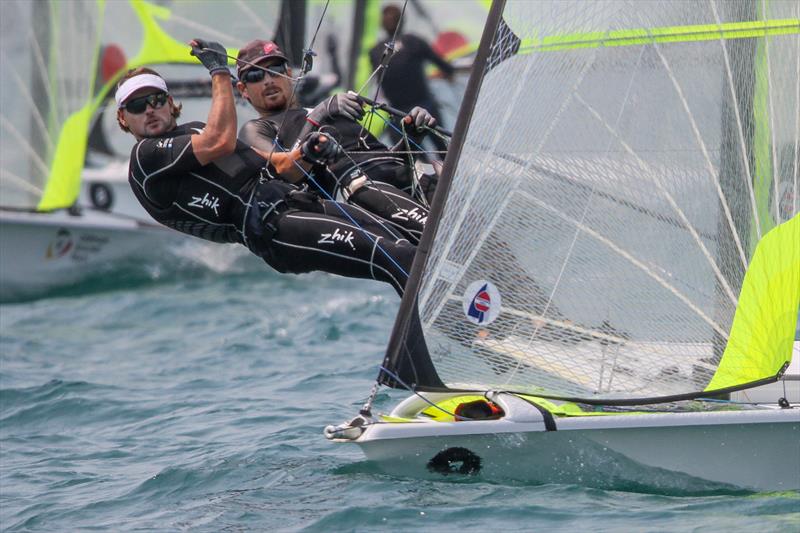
[
  {"x1": 127, "y1": 121, "x2": 415, "y2": 294},
  {"x1": 239, "y1": 109, "x2": 429, "y2": 244}
]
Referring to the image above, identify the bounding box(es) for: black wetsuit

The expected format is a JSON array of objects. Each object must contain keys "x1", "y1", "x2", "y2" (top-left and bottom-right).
[
  {"x1": 127, "y1": 121, "x2": 415, "y2": 294},
  {"x1": 369, "y1": 33, "x2": 454, "y2": 155},
  {"x1": 239, "y1": 109, "x2": 429, "y2": 244}
]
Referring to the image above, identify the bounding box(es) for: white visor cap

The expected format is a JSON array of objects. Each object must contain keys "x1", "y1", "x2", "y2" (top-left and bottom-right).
[{"x1": 115, "y1": 74, "x2": 169, "y2": 108}]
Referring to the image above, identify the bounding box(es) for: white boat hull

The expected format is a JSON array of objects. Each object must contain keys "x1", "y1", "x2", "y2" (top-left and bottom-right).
[
  {"x1": 0, "y1": 208, "x2": 182, "y2": 298},
  {"x1": 347, "y1": 393, "x2": 800, "y2": 491}
]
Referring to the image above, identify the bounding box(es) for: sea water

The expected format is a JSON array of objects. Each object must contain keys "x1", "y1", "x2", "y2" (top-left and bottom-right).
[{"x1": 1, "y1": 268, "x2": 798, "y2": 531}]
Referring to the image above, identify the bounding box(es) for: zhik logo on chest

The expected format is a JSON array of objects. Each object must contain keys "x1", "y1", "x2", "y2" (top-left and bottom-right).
[
  {"x1": 188, "y1": 192, "x2": 220, "y2": 216},
  {"x1": 319, "y1": 227, "x2": 356, "y2": 250}
]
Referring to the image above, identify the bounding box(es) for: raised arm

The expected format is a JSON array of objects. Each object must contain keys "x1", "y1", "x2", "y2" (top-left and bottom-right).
[{"x1": 188, "y1": 39, "x2": 237, "y2": 165}]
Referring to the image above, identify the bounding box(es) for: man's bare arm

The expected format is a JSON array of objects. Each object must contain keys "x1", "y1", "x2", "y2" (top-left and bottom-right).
[
  {"x1": 187, "y1": 39, "x2": 237, "y2": 165},
  {"x1": 251, "y1": 147, "x2": 310, "y2": 183},
  {"x1": 191, "y1": 72, "x2": 237, "y2": 165}
]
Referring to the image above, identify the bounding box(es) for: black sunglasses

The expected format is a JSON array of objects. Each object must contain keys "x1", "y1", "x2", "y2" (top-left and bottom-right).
[
  {"x1": 241, "y1": 63, "x2": 288, "y2": 83},
  {"x1": 121, "y1": 92, "x2": 168, "y2": 114}
]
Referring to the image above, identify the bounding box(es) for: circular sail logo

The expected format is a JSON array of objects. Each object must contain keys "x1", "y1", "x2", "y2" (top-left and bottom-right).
[{"x1": 462, "y1": 280, "x2": 502, "y2": 325}]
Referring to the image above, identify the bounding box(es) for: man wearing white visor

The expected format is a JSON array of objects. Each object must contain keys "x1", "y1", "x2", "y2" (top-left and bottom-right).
[{"x1": 119, "y1": 39, "x2": 415, "y2": 295}]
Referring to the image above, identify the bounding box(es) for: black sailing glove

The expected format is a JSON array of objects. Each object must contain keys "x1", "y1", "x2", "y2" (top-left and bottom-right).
[
  {"x1": 300, "y1": 132, "x2": 343, "y2": 165},
  {"x1": 307, "y1": 92, "x2": 365, "y2": 124},
  {"x1": 190, "y1": 39, "x2": 230, "y2": 76},
  {"x1": 405, "y1": 106, "x2": 437, "y2": 131}
]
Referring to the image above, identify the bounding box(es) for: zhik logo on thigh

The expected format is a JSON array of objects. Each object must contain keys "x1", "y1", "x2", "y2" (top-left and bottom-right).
[{"x1": 319, "y1": 227, "x2": 356, "y2": 250}]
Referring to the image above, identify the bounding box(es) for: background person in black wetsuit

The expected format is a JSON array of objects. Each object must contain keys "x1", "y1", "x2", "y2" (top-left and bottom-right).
[
  {"x1": 369, "y1": 3, "x2": 454, "y2": 159},
  {"x1": 235, "y1": 40, "x2": 437, "y2": 245},
  {"x1": 118, "y1": 39, "x2": 415, "y2": 295}
]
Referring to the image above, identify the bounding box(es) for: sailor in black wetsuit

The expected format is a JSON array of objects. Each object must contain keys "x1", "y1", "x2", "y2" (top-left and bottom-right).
[
  {"x1": 369, "y1": 4, "x2": 454, "y2": 158},
  {"x1": 234, "y1": 40, "x2": 436, "y2": 245},
  {"x1": 118, "y1": 40, "x2": 415, "y2": 295}
]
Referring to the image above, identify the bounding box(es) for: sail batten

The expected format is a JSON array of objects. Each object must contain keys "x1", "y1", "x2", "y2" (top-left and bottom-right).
[{"x1": 382, "y1": 0, "x2": 800, "y2": 403}]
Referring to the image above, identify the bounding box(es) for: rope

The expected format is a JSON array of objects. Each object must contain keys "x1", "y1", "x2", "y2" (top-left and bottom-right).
[
  {"x1": 272, "y1": 0, "x2": 331, "y2": 156},
  {"x1": 378, "y1": 366, "x2": 475, "y2": 421},
  {"x1": 314, "y1": 124, "x2": 408, "y2": 215},
  {"x1": 301, "y1": 0, "x2": 331, "y2": 75}
]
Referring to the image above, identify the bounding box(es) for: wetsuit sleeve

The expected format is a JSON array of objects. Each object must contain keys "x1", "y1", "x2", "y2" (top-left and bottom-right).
[
  {"x1": 129, "y1": 133, "x2": 199, "y2": 207},
  {"x1": 369, "y1": 42, "x2": 384, "y2": 70},
  {"x1": 239, "y1": 120, "x2": 278, "y2": 154},
  {"x1": 415, "y1": 35, "x2": 454, "y2": 76}
]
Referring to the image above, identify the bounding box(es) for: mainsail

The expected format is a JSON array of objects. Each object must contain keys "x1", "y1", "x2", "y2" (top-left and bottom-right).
[{"x1": 381, "y1": 0, "x2": 800, "y2": 403}]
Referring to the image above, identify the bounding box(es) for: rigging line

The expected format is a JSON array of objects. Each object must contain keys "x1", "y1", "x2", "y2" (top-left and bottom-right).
[
  {"x1": 210, "y1": 50, "x2": 300, "y2": 82},
  {"x1": 357, "y1": 94, "x2": 454, "y2": 137},
  {"x1": 760, "y1": 0, "x2": 781, "y2": 226},
  {"x1": 354, "y1": 0, "x2": 409, "y2": 142},
  {"x1": 272, "y1": 0, "x2": 331, "y2": 158},
  {"x1": 400, "y1": 119, "x2": 423, "y2": 207},
  {"x1": 368, "y1": 107, "x2": 448, "y2": 156},
  {"x1": 795, "y1": 13, "x2": 800, "y2": 217},
  {"x1": 233, "y1": 0, "x2": 272, "y2": 37},
  {"x1": 305, "y1": 0, "x2": 330, "y2": 59},
  {"x1": 574, "y1": 92, "x2": 740, "y2": 309},
  {"x1": 0, "y1": 168, "x2": 44, "y2": 196},
  {"x1": 710, "y1": 0, "x2": 763, "y2": 242},
  {"x1": 648, "y1": 26, "x2": 750, "y2": 270},
  {"x1": 307, "y1": 123, "x2": 412, "y2": 217},
  {"x1": 0, "y1": 116, "x2": 51, "y2": 179},
  {"x1": 170, "y1": 13, "x2": 240, "y2": 44},
  {"x1": 271, "y1": 137, "x2": 410, "y2": 279},
  {"x1": 378, "y1": 366, "x2": 475, "y2": 421},
  {"x1": 1, "y1": 52, "x2": 54, "y2": 155},
  {"x1": 364, "y1": 109, "x2": 434, "y2": 203}
]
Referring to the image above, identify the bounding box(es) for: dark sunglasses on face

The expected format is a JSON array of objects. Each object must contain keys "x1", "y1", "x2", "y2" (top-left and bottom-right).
[
  {"x1": 241, "y1": 62, "x2": 288, "y2": 83},
  {"x1": 121, "y1": 92, "x2": 169, "y2": 114}
]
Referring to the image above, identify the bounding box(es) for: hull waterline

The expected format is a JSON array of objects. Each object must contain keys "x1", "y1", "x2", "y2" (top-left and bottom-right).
[
  {"x1": 345, "y1": 393, "x2": 800, "y2": 491},
  {"x1": 0, "y1": 208, "x2": 181, "y2": 298}
]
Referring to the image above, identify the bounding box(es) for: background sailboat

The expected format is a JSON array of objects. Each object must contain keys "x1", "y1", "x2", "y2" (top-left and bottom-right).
[
  {"x1": 327, "y1": 0, "x2": 800, "y2": 490},
  {"x1": 0, "y1": 0, "x2": 355, "y2": 301}
]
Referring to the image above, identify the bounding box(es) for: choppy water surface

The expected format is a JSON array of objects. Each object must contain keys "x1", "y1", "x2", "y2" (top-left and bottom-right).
[{"x1": 1, "y1": 270, "x2": 798, "y2": 531}]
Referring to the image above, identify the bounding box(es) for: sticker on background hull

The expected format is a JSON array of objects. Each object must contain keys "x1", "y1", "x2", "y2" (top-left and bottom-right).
[
  {"x1": 462, "y1": 280, "x2": 501, "y2": 325},
  {"x1": 46, "y1": 228, "x2": 74, "y2": 259}
]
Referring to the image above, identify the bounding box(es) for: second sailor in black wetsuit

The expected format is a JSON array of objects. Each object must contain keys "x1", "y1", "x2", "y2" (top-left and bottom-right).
[
  {"x1": 118, "y1": 40, "x2": 415, "y2": 295},
  {"x1": 234, "y1": 40, "x2": 436, "y2": 245}
]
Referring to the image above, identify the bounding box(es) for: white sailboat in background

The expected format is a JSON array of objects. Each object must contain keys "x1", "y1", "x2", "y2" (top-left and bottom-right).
[
  {"x1": 327, "y1": 0, "x2": 800, "y2": 491},
  {"x1": 0, "y1": 0, "x2": 346, "y2": 301}
]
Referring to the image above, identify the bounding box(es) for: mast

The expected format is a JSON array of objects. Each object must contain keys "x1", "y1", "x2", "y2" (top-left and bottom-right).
[
  {"x1": 274, "y1": 0, "x2": 307, "y2": 66},
  {"x1": 379, "y1": 0, "x2": 508, "y2": 389}
]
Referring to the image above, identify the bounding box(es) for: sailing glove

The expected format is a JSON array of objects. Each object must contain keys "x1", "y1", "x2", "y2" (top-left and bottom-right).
[
  {"x1": 405, "y1": 107, "x2": 436, "y2": 131},
  {"x1": 190, "y1": 39, "x2": 230, "y2": 76},
  {"x1": 301, "y1": 132, "x2": 343, "y2": 165},
  {"x1": 308, "y1": 92, "x2": 365, "y2": 124}
]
